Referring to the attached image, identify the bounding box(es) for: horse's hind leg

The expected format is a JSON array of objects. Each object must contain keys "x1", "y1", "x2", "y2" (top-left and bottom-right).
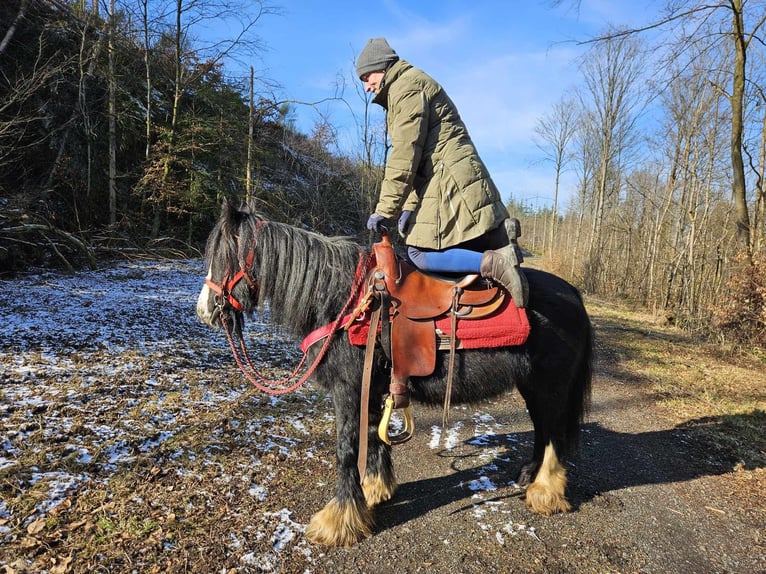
[
  {"x1": 517, "y1": 381, "x2": 575, "y2": 514},
  {"x1": 524, "y1": 441, "x2": 571, "y2": 514},
  {"x1": 362, "y1": 417, "x2": 397, "y2": 507}
]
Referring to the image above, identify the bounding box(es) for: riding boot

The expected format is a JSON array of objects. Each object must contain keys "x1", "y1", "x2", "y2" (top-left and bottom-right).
[
  {"x1": 480, "y1": 249, "x2": 529, "y2": 308},
  {"x1": 481, "y1": 218, "x2": 529, "y2": 307}
]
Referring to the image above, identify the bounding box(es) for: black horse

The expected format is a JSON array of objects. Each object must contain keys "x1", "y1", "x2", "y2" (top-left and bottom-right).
[{"x1": 196, "y1": 201, "x2": 593, "y2": 547}]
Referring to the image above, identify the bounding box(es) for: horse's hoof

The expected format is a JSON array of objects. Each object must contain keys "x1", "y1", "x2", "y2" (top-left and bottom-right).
[
  {"x1": 362, "y1": 473, "x2": 397, "y2": 507},
  {"x1": 525, "y1": 482, "x2": 572, "y2": 515},
  {"x1": 305, "y1": 497, "x2": 373, "y2": 547},
  {"x1": 516, "y1": 461, "x2": 538, "y2": 487},
  {"x1": 523, "y1": 443, "x2": 570, "y2": 514}
]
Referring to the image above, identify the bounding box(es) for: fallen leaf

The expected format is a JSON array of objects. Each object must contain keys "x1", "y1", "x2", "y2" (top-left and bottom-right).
[
  {"x1": 50, "y1": 555, "x2": 73, "y2": 574},
  {"x1": 67, "y1": 519, "x2": 88, "y2": 531},
  {"x1": 20, "y1": 536, "x2": 40, "y2": 549},
  {"x1": 49, "y1": 499, "x2": 72, "y2": 516},
  {"x1": 89, "y1": 501, "x2": 115, "y2": 515},
  {"x1": 27, "y1": 519, "x2": 46, "y2": 535}
]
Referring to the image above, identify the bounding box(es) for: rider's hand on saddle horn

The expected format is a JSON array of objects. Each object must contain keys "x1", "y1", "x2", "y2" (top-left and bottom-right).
[{"x1": 366, "y1": 213, "x2": 386, "y2": 232}]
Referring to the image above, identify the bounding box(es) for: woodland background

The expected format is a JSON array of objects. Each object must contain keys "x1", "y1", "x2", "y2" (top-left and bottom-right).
[{"x1": 1, "y1": 0, "x2": 765, "y2": 348}]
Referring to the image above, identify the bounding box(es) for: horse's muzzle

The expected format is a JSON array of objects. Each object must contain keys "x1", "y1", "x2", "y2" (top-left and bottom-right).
[{"x1": 196, "y1": 283, "x2": 221, "y2": 328}]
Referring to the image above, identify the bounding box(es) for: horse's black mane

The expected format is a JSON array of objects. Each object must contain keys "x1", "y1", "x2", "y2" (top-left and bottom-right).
[
  {"x1": 206, "y1": 203, "x2": 365, "y2": 336},
  {"x1": 201, "y1": 204, "x2": 593, "y2": 548}
]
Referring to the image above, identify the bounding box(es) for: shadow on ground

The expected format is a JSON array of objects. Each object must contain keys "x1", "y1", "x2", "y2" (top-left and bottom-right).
[{"x1": 373, "y1": 411, "x2": 764, "y2": 534}]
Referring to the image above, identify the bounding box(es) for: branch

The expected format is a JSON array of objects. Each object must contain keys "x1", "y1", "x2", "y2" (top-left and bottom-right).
[
  {"x1": 0, "y1": 0, "x2": 30, "y2": 56},
  {"x1": 578, "y1": 4, "x2": 721, "y2": 45},
  {"x1": 0, "y1": 223, "x2": 96, "y2": 268}
]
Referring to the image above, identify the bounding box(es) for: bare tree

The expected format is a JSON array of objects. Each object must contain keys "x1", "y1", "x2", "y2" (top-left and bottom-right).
[
  {"x1": 577, "y1": 33, "x2": 645, "y2": 290},
  {"x1": 534, "y1": 95, "x2": 578, "y2": 255},
  {"x1": 144, "y1": 0, "x2": 278, "y2": 237},
  {"x1": 246, "y1": 65, "x2": 255, "y2": 200},
  {"x1": 578, "y1": 0, "x2": 766, "y2": 261},
  {"x1": 108, "y1": 0, "x2": 117, "y2": 225}
]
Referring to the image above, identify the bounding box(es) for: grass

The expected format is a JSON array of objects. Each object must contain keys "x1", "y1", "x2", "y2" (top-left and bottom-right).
[
  {"x1": 2, "y1": 266, "x2": 764, "y2": 572},
  {"x1": 586, "y1": 295, "x2": 766, "y2": 469}
]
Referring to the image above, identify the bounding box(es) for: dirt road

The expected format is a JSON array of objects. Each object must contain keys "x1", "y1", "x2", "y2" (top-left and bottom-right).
[
  {"x1": 1, "y1": 261, "x2": 763, "y2": 573},
  {"x1": 302, "y1": 307, "x2": 765, "y2": 573}
]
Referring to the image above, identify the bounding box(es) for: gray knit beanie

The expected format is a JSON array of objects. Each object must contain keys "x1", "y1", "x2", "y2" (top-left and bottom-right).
[{"x1": 356, "y1": 37, "x2": 399, "y2": 79}]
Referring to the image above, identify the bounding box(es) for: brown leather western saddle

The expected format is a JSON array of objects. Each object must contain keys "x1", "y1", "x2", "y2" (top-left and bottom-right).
[{"x1": 354, "y1": 232, "x2": 508, "y2": 480}]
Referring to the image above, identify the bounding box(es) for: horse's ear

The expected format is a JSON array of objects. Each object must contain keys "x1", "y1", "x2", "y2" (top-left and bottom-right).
[
  {"x1": 221, "y1": 198, "x2": 244, "y2": 234},
  {"x1": 242, "y1": 196, "x2": 261, "y2": 215}
]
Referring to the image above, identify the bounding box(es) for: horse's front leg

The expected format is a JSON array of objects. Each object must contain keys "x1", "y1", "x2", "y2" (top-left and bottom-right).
[{"x1": 305, "y1": 385, "x2": 374, "y2": 547}]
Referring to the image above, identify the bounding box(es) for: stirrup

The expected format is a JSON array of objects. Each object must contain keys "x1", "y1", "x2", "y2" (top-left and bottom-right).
[{"x1": 378, "y1": 397, "x2": 414, "y2": 445}]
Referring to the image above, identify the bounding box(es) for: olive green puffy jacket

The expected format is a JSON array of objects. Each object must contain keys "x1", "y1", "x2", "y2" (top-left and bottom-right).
[{"x1": 372, "y1": 60, "x2": 507, "y2": 249}]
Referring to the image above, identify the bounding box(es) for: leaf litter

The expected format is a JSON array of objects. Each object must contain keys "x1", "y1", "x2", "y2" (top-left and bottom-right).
[{"x1": 0, "y1": 259, "x2": 534, "y2": 572}]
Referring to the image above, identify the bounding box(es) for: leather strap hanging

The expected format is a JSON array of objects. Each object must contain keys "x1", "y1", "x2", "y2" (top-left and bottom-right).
[
  {"x1": 442, "y1": 287, "x2": 462, "y2": 430},
  {"x1": 357, "y1": 287, "x2": 382, "y2": 482}
]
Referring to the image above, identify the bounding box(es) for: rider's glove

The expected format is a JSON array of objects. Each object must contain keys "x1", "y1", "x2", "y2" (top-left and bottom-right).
[
  {"x1": 397, "y1": 210, "x2": 412, "y2": 236},
  {"x1": 366, "y1": 213, "x2": 385, "y2": 232}
]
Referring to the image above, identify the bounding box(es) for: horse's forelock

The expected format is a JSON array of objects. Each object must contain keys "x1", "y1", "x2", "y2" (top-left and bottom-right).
[
  {"x1": 205, "y1": 202, "x2": 249, "y2": 275},
  {"x1": 211, "y1": 202, "x2": 268, "y2": 270}
]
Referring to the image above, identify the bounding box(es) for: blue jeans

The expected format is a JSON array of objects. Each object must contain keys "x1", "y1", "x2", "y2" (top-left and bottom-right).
[
  {"x1": 407, "y1": 247, "x2": 483, "y2": 273},
  {"x1": 406, "y1": 225, "x2": 507, "y2": 274}
]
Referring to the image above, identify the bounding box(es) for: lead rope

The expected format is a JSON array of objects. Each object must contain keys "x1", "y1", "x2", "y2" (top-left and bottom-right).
[{"x1": 221, "y1": 251, "x2": 371, "y2": 395}]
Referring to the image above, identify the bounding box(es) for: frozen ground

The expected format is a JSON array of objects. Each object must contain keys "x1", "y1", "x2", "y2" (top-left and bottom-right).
[{"x1": 0, "y1": 259, "x2": 538, "y2": 572}]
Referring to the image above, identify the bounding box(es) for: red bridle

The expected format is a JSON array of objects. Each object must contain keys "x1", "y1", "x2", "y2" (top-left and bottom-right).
[
  {"x1": 205, "y1": 251, "x2": 258, "y2": 313},
  {"x1": 205, "y1": 240, "x2": 373, "y2": 396}
]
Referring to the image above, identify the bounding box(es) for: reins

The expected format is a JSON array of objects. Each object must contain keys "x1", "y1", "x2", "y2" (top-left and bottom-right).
[{"x1": 218, "y1": 250, "x2": 372, "y2": 395}]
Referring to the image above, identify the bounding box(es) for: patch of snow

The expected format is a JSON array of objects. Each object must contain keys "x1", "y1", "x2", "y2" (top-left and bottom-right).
[
  {"x1": 249, "y1": 484, "x2": 268, "y2": 501},
  {"x1": 0, "y1": 257, "x2": 533, "y2": 560},
  {"x1": 468, "y1": 475, "x2": 498, "y2": 492},
  {"x1": 27, "y1": 472, "x2": 91, "y2": 518},
  {"x1": 429, "y1": 421, "x2": 464, "y2": 450}
]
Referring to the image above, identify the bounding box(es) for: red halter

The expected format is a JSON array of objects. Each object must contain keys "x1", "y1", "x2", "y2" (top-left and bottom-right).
[
  {"x1": 213, "y1": 249, "x2": 372, "y2": 396},
  {"x1": 205, "y1": 251, "x2": 258, "y2": 312}
]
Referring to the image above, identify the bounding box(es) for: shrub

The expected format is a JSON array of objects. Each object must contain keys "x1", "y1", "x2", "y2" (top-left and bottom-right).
[{"x1": 712, "y1": 250, "x2": 766, "y2": 349}]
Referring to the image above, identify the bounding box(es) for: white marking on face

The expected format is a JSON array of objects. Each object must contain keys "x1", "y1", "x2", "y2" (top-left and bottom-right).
[{"x1": 196, "y1": 267, "x2": 214, "y2": 325}]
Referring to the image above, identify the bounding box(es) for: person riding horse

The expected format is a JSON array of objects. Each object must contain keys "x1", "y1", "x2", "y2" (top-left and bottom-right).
[{"x1": 357, "y1": 37, "x2": 528, "y2": 308}]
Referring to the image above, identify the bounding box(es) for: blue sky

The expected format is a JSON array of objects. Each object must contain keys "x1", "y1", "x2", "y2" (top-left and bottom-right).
[{"x1": 221, "y1": 0, "x2": 660, "y2": 209}]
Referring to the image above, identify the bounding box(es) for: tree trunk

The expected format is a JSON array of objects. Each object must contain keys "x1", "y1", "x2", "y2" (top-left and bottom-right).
[
  {"x1": 142, "y1": 0, "x2": 151, "y2": 163},
  {"x1": 108, "y1": 0, "x2": 117, "y2": 226},
  {"x1": 729, "y1": 0, "x2": 751, "y2": 260},
  {"x1": 153, "y1": 0, "x2": 184, "y2": 238},
  {"x1": 246, "y1": 66, "x2": 254, "y2": 201},
  {"x1": 0, "y1": 0, "x2": 30, "y2": 56}
]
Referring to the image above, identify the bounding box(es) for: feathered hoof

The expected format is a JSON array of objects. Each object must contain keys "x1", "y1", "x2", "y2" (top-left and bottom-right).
[
  {"x1": 523, "y1": 442, "x2": 571, "y2": 515},
  {"x1": 305, "y1": 497, "x2": 373, "y2": 547},
  {"x1": 525, "y1": 482, "x2": 572, "y2": 515},
  {"x1": 362, "y1": 473, "x2": 397, "y2": 508}
]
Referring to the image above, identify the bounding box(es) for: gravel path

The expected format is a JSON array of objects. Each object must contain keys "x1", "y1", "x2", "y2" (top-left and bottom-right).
[{"x1": 1, "y1": 260, "x2": 763, "y2": 573}]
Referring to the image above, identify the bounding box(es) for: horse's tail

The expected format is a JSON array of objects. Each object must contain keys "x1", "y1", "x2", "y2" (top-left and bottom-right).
[{"x1": 563, "y1": 296, "x2": 593, "y2": 457}]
